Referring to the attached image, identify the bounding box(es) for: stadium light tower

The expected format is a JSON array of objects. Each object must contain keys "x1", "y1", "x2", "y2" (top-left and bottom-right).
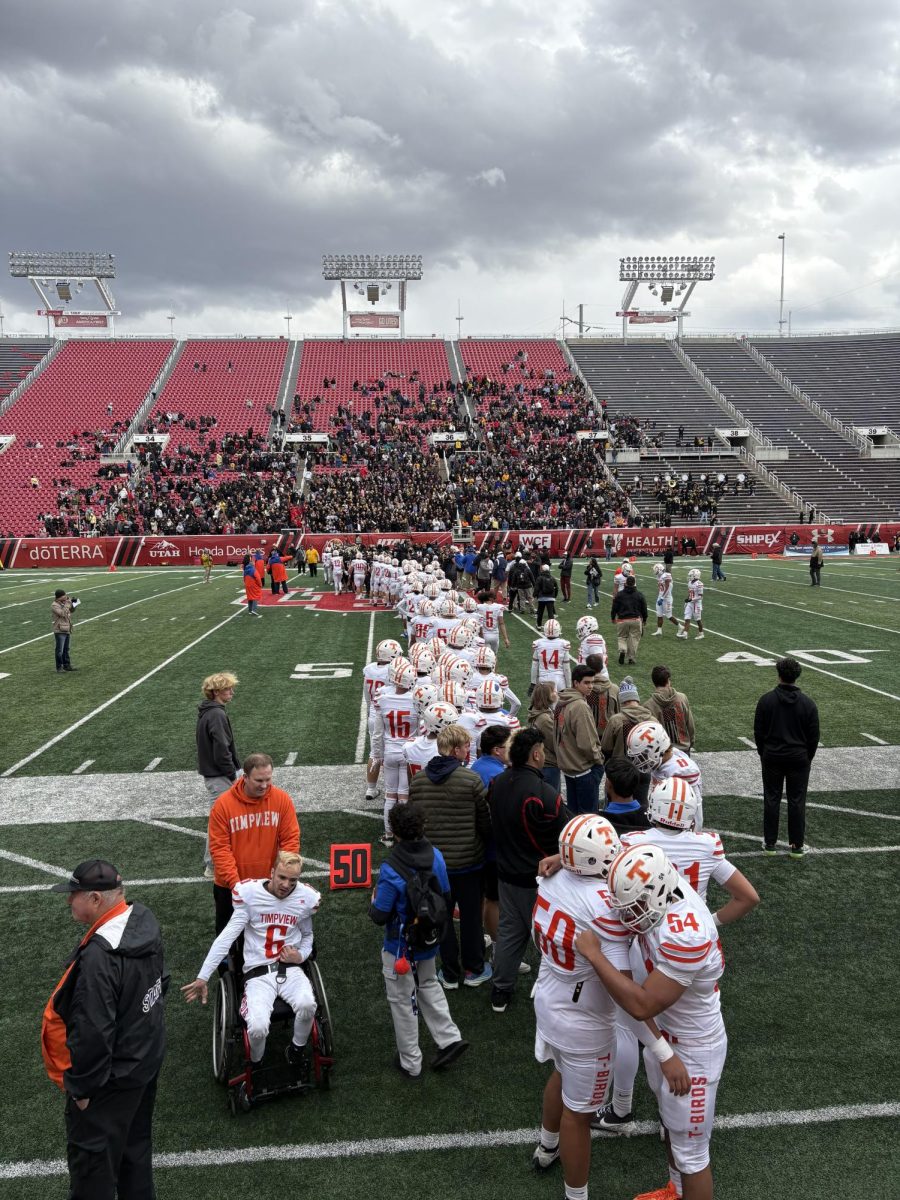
[
  {"x1": 617, "y1": 255, "x2": 716, "y2": 340},
  {"x1": 322, "y1": 254, "x2": 423, "y2": 338},
  {"x1": 8, "y1": 250, "x2": 119, "y2": 331}
]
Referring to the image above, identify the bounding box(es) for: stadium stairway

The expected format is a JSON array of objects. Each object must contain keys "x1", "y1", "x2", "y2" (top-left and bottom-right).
[
  {"x1": 682, "y1": 339, "x2": 897, "y2": 520},
  {"x1": 0, "y1": 338, "x2": 56, "y2": 416},
  {"x1": 0, "y1": 338, "x2": 174, "y2": 535}
]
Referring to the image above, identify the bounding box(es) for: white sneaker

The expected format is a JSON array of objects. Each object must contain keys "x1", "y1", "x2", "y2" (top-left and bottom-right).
[
  {"x1": 203, "y1": 864, "x2": 214, "y2": 880},
  {"x1": 532, "y1": 1143, "x2": 560, "y2": 1171},
  {"x1": 518, "y1": 961, "x2": 531, "y2": 975},
  {"x1": 652, "y1": 629, "x2": 662, "y2": 636},
  {"x1": 695, "y1": 633, "x2": 705, "y2": 640},
  {"x1": 676, "y1": 631, "x2": 688, "y2": 639}
]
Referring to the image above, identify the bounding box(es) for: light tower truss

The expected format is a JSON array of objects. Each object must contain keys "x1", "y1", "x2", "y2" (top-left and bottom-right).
[
  {"x1": 9, "y1": 250, "x2": 119, "y2": 329},
  {"x1": 322, "y1": 254, "x2": 423, "y2": 337},
  {"x1": 617, "y1": 255, "x2": 715, "y2": 339}
]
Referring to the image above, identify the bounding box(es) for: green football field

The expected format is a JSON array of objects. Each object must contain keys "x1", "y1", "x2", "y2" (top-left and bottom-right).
[{"x1": 0, "y1": 557, "x2": 898, "y2": 1199}]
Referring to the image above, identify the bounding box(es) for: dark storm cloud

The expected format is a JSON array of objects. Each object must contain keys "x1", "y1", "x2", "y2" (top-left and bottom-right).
[{"x1": 1, "y1": 0, "x2": 898, "y2": 328}]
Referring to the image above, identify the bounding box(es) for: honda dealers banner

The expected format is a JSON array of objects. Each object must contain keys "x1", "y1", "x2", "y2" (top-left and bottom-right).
[{"x1": 1, "y1": 523, "x2": 897, "y2": 570}]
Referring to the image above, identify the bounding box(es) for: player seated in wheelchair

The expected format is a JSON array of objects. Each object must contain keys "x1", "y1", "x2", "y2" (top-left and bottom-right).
[{"x1": 182, "y1": 850, "x2": 320, "y2": 1073}]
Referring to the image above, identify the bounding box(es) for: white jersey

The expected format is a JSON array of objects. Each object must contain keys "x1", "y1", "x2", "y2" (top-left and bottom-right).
[
  {"x1": 372, "y1": 688, "x2": 417, "y2": 757},
  {"x1": 410, "y1": 613, "x2": 438, "y2": 644},
  {"x1": 652, "y1": 750, "x2": 704, "y2": 829},
  {"x1": 351, "y1": 556, "x2": 367, "y2": 577},
  {"x1": 402, "y1": 734, "x2": 437, "y2": 779},
  {"x1": 532, "y1": 637, "x2": 571, "y2": 690},
  {"x1": 533, "y1": 869, "x2": 632, "y2": 1052},
  {"x1": 362, "y1": 661, "x2": 391, "y2": 709},
  {"x1": 331, "y1": 554, "x2": 344, "y2": 576},
  {"x1": 656, "y1": 571, "x2": 673, "y2": 602},
  {"x1": 614, "y1": 570, "x2": 629, "y2": 593},
  {"x1": 577, "y1": 633, "x2": 609, "y2": 680},
  {"x1": 431, "y1": 616, "x2": 460, "y2": 645},
  {"x1": 476, "y1": 602, "x2": 505, "y2": 636},
  {"x1": 685, "y1": 579, "x2": 704, "y2": 619},
  {"x1": 621, "y1": 828, "x2": 736, "y2": 901},
  {"x1": 636, "y1": 879, "x2": 724, "y2": 1041},
  {"x1": 456, "y1": 708, "x2": 520, "y2": 763},
  {"x1": 198, "y1": 878, "x2": 320, "y2": 980}
]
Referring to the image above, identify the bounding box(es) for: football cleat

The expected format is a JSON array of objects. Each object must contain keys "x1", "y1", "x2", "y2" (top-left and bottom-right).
[
  {"x1": 676, "y1": 630, "x2": 688, "y2": 639},
  {"x1": 632, "y1": 1183, "x2": 680, "y2": 1200},
  {"x1": 531, "y1": 1143, "x2": 560, "y2": 1171},
  {"x1": 591, "y1": 1103, "x2": 637, "y2": 1135}
]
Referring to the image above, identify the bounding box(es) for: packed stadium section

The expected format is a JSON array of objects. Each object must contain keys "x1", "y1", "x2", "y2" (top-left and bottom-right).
[{"x1": 0, "y1": 331, "x2": 897, "y2": 544}]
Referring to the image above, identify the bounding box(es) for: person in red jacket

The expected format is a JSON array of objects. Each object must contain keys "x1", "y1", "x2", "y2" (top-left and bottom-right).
[
  {"x1": 242, "y1": 555, "x2": 262, "y2": 617},
  {"x1": 208, "y1": 752, "x2": 301, "y2": 931},
  {"x1": 253, "y1": 550, "x2": 266, "y2": 585}
]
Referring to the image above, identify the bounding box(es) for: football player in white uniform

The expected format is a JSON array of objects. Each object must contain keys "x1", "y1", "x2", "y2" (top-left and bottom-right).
[
  {"x1": 472, "y1": 644, "x2": 521, "y2": 717},
  {"x1": 651, "y1": 563, "x2": 679, "y2": 636},
  {"x1": 330, "y1": 549, "x2": 345, "y2": 595},
  {"x1": 371, "y1": 660, "x2": 418, "y2": 845},
  {"x1": 456, "y1": 678, "x2": 520, "y2": 764},
  {"x1": 678, "y1": 569, "x2": 705, "y2": 640},
  {"x1": 531, "y1": 817, "x2": 690, "y2": 1196},
  {"x1": 362, "y1": 639, "x2": 403, "y2": 801},
  {"x1": 613, "y1": 561, "x2": 633, "y2": 594},
  {"x1": 576, "y1": 615, "x2": 609, "y2": 682},
  {"x1": 475, "y1": 590, "x2": 510, "y2": 656},
  {"x1": 351, "y1": 551, "x2": 368, "y2": 595},
  {"x1": 531, "y1": 618, "x2": 572, "y2": 693},
  {"x1": 182, "y1": 851, "x2": 320, "y2": 1069},
  {"x1": 627, "y1": 721, "x2": 705, "y2": 831},
  {"x1": 595, "y1": 779, "x2": 759, "y2": 1141},
  {"x1": 577, "y1": 845, "x2": 727, "y2": 1200},
  {"x1": 403, "y1": 701, "x2": 459, "y2": 782}
]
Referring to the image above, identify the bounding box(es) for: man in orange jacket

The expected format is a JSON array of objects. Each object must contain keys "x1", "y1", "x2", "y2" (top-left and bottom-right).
[{"x1": 208, "y1": 752, "x2": 301, "y2": 931}]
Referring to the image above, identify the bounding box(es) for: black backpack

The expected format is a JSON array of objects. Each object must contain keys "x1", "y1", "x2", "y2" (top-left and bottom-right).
[{"x1": 392, "y1": 855, "x2": 449, "y2": 953}]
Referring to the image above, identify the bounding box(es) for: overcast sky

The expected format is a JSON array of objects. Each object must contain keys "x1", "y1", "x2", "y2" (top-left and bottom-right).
[{"x1": 1, "y1": 0, "x2": 899, "y2": 340}]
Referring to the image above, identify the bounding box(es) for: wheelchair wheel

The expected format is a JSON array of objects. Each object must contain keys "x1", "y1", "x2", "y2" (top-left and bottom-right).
[
  {"x1": 212, "y1": 972, "x2": 239, "y2": 1083},
  {"x1": 306, "y1": 958, "x2": 334, "y2": 1089}
]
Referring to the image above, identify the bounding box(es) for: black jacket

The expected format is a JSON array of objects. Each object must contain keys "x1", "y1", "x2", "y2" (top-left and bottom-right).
[
  {"x1": 508, "y1": 561, "x2": 534, "y2": 589},
  {"x1": 754, "y1": 684, "x2": 820, "y2": 761},
  {"x1": 54, "y1": 902, "x2": 168, "y2": 1098},
  {"x1": 535, "y1": 573, "x2": 558, "y2": 600},
  {"x1": 488, "y1": 766, "x2": 570, "y2": 886},
  {"x1": 610, "y1": 586, "x2": 648, "y2": 622},
  {"x1": 602, "y1": 804, "x2": 652, "y2": 836},
  {"x1": 710, "y1": 544, "x2": 724, "y2": 564},
  {"x1": 196, "y1": 700, "x2": 240, "y2": 779},
  {"x1": 559, "y1": 556, "x2": 573, "y2": 578}
]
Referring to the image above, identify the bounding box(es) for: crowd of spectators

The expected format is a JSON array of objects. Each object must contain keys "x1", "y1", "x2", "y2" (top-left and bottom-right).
[{"x1": 619, "y1": 469, "x2": 757, "y2": 522}]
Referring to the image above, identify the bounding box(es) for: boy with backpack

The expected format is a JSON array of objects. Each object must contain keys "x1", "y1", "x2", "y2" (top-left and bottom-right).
[{"x1": 369, "y1": 804, "x2": 470, "y2": 1079}]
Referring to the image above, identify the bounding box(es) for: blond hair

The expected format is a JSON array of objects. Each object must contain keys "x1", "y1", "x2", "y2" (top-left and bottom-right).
[
  {"x1": 202, "y1": 671, "x2": 238, "y2": 699},
  {"x1": 436, "y1": 724, "x2": 472, "y2": 755},
  {"x1": 275, "y1": 850, "x2": 302, "y2": 872},
  {"x1": 529, "y1": 682, "x2": 557, "y2": 714}
]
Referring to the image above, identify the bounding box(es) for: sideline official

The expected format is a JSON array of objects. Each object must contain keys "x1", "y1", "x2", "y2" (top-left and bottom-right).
[
  {"x1": 52, "y1": 588, "x2": 77, "y2": 673},
  {"x1": 42, "y1": 860, "x2": 167, "y2": 1200}
]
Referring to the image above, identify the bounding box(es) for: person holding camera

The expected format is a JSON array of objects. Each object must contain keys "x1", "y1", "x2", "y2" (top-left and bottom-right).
[{"x1": 52, "y1": 589, "x2": 79, "y2": 673}]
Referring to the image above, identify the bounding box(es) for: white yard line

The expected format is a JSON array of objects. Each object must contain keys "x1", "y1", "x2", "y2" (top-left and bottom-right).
[
  {"x1": 0, "y1": 576, "x2": 224, "y2": 657},
  {"x1": 730, "y1": 845, "x2": 900, "y2": 858},
  {"x1": 143, "y1": 757, "x2": 163, "y2": 771},
  {"x1": 71, "y1": 760, "x2": 94, "y2": 774},
  {"x1": 284, "y1": 752, "x2": 297, "y2": 766},
  {"x1": 0, "y1": 848, "x2": 70, "y2": 878},
  {"x1": 133, "y1": 816, "x2": 206, "y2": 840},
  {"x1": 720, "y1": 567, "x2": 898, "y2": 604},
  {"x1": 738, "y1": 736, "x2": 756, "y2": 749},
  {"x1": 861, "y1": 733, "x2": 888, "y2": 745},
  {"x1": 1, "y1": 610, "x2": 243, "y2": 777},
  {"x1": 702, "y1": 584, "x2": 900, "y2": 637},
  {"x1": 354, "y1": 611, "x2": 376, "y2": 764},
  {"x1": 342, "y1": 807, "x2": 383, "y2": 819},
  {"x1": 804, "y1": 800, "x2": 900, "y2": 822},
  {"x1": 1, "y1": 1101, "x2": 897, "y2": 1179}
]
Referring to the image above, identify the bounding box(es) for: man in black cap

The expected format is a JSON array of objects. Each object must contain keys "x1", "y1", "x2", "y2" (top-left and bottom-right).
[
  {"x1": 42, "y1": 860, "x2": 168, "y2": 1200},
  {"x1": 52, "y1": 588, "x2": 77, "y2": 673}
]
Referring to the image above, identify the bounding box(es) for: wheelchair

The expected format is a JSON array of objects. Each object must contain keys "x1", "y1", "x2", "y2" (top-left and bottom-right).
[{"x1": 211, "y1": 942, "x2": 334, "y2": 1115}]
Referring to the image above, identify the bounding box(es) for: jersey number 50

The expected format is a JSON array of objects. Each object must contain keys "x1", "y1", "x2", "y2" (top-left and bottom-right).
[{"x1": 533, "y1": 895, "x2": 576, "y2": 970}]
